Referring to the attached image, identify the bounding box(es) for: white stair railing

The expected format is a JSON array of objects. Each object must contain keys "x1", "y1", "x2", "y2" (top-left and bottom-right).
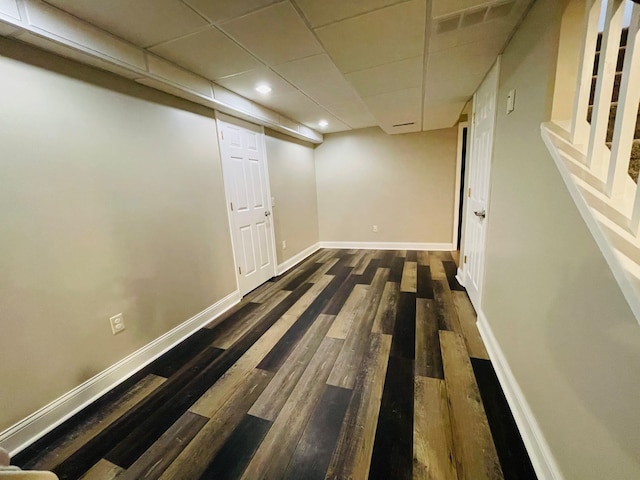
[{"x1": 543, "y1": 0, "x2": 640, "y2": 324}]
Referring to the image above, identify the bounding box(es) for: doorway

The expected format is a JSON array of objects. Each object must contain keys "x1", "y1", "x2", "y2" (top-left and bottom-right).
[
  {"x1": 216, "y1": 113, "x2": 277, "y2": 296},
  {"x1": 461, "y1": 59, "x2": 500, "y2": 311}
]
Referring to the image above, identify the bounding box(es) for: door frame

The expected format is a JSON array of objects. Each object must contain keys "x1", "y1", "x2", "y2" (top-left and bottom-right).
[
  {"x1": 458, "y1": 58, "x2": 500, "y2": 311},
  {"x1": 215, "y1": 111, "x2": 278, "y2": 296},
  {"x1": 453, "y1": 120, "x2": 469, "y2": 250}
]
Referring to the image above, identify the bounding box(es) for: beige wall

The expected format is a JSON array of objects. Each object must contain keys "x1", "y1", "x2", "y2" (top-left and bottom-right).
[
  {"x1": 265, "y1": 130, "x2": 319, "y2": 265},
  {"x1": 314, "y1": 127, "x2": 458, "y2": 244},
  {"x1": 482, "y1": 0, "x2": 640, "y2": 478},
  {"x1": 0, "y1": 38, "x2": 237, "y2": 431}
]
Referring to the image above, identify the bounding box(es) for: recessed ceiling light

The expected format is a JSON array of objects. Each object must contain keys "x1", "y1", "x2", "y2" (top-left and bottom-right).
[
  {"x1": 319, "y1": 120, "x2": 329, "y2": 128},
  {"x1": 255, "y1": 84, "x2": 272, "y2": 94}
]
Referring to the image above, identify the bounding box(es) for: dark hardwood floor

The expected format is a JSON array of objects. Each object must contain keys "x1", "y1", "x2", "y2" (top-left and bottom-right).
[{"x1": 13, "y1": 249, "x2": 536, "y2": 480}]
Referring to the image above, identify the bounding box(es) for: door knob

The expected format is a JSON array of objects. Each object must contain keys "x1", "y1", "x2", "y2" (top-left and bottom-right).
[
  {"x1": 474, "y1": 209, "x2": 486, "y2": 219},
  {"x1": 265, "y1": 211, "x2": 271, "y2": 217}
]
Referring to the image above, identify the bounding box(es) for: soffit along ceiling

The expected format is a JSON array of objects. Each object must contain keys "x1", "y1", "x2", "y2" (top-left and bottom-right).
[{"x1": 42, "y1": 0, "x2": 534, "y2": 134}]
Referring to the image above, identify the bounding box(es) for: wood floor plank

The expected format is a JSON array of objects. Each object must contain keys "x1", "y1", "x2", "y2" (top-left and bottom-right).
[
  {"x1": 203, "y1": 301, "x2": 260, "y2": 329},
  {"x1": 356, "y1": 258, "x2": 380, "y2": 284},
  {"x1": 451, "y1": 250, "x2": 460, "y2": 266},
  {"x1": 211, "y1": 290, "x2": 291, "y2": 349},
  {"x1": 372, "y1": 281, "x2": 399, "y2": 335},
  {"x1": 79, "y1": 459, "x2": 123, "y2": 480},
  {"x1": 369, "y1": 355, "x2": 414, "y2": 480},
  {"x1": 349, "y1": 249, "x2": 367, "y2": 268},
  {"x1": 417, "y1": 265, "x2": 434, "y2": 299},
  {"x1": 258, "y1": 269, "x2": 351, "y2": 372},
  {"x1": 452, "y1": 291, "x2": 490, "y2": 360},
  {"x1": 118, "y1": 411, "x2": 208, "y2": 480},
  {"x1": 434, "y1": 279, "x2": 464, "y2": 334},
  {"x1": 327, "y1": 268, "x2": 390, "y2": 389},
  {"x1": 284, "y1": 274, "x2": 335, "y2": 319},
  {"x1": 189, "y1": 312, "x2": 301, "y2": 418},
  {"x1": 284, "y1": 385, "x2": 352, "y2": 480},
  {"x1": 328, "y1": 284, "x2": 369, "y2": 339},
  {"x1": 240, "y1": 337, "x2": 344, "y2": 480},
  {"x1": 400, "y1": 261, "x2": 418, "y2": 293},
  {"x1": 307, "y1": 257, "x2": 340, "y2": 283},
  {"x1": 417, "y1": 251, "x2": 430, "y2": 266},
  {"x1": 198, "y1": 414, "x2": 272, "y2": 480},
  {"x1": 25, "y1": 374, "x2": 166, "y2": 471},
  {"x1": 161, "y1": 369, "x2": 273, "y2": 480},
  {"x1": 249, "y1": 314, "x2": 336, "y2": 421},
  {"x1": 406, "y1": 250, "x2": 417, "y2": 261},
  {"x1": 281, "y1": 262, "x2": 325, "y2": 291},
  {"x1": 326, "y1": 333, "x2": 392, "y2": 480},
  {"x1": 415, "y1": 299, "x2": 443, "y2": 379},
  {"x1": 390, "y1": 291, "x2": 417, "y2": 361},
  {"x1": 443, "y1": 260, "x2": 465, "y2": 291},
  {"x1": 440, "y1": 331, "x2": 503, "y2": 480},
  {"x1": 429, "y1": 254, "x2": 447, "y2": 281},
  {"x1": 414, "y1": 377, "x2": 458, "y2": 480},
  {"x1": 389, "y1": 256, "x2": 405, "y2": 282}
]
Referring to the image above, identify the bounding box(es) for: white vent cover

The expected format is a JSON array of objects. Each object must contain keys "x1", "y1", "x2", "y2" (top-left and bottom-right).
[{"x1": 435, "y1": 0, "x2": 516, "y2": 34}]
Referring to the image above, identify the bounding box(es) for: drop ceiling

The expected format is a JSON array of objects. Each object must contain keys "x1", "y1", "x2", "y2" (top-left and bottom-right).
[{"x1": 37, "y1": 0, "x2": 534, "y2": 134}]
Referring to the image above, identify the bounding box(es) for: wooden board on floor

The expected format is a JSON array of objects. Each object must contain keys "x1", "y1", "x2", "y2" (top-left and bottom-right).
[
  {"x1": 240, "y1": 337, "x2": 344, "y2": 479},
  {"x1": 452, "y1": 291, "x2": 490, "y2": 360},
  {"x1": 415, "y1": 299, "x2": 443, "y2": 379},
  {"x1": 28, "y1": 374, "x2": 166, "y2": 471},
  {"x1": 80, "y1": 459, "x2": 123, "y2": 480},
  {"x1": 440, "y1": 331, "x2": 503, "y2": 480},
  {"x1": 161, "y1": 369, "x2": 273, "y2": 480},
  {"x1": 434, "y1": 280, "x2": 463, "y2": 334},
  {"x1": 249, "y1": 314, "x2": 336, "y2": 421},
  {"x1": 327, "y1": 284, "x2": 369, "y2": 339},
  {"x1": 372, "y1": 281, "x2": 400, "y2": 335},
  {"x1": 414, "y1": 376, "x2": 458, "y2": 480},
  {"x1": 400, "y1": 261, "x2": 417, "y2": 293},
  {"x1": 325, "y1": 333, "x2": 392, "y2": 480}
]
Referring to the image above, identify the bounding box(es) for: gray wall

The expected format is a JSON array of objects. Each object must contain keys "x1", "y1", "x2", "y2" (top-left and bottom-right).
[
  {"x1": 482, "y1": 0, "x2": 640, "y2": 477},
  {"x1": 0, "y1": 37, "x2": 237, "y2": 431},
  {"x1": 314, "y1": 126, "x2": 458, "y2": 244},
  {"x1": 265, "y1": 130, "x2": 320, "y2": 265}
]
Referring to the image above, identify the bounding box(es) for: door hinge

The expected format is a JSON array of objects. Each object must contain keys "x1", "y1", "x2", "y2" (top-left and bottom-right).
[
  {"x1": 468, "y1": 187, "x2": 471, "y2": 197},
  {"x1": 221, "y1": 131, "x2": 224, "y2": 140},
  {"x1": 238, "y1": 266, "x2": 242, "y2": 275},
  {"x1": 230, "y1": 202, "x2": 234, "y2": 211},
  {"x1": 464, "y1": 255, "x2": 467, "y2": 263}
]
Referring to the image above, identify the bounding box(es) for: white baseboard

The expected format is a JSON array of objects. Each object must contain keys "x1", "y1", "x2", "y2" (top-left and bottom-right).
[
  {"x1": 276, "y1": 242, "x2": 320, "y2": 275},
  {"x1": 476, "y1": 311, "x2": 564, "y2": 480},
  {"x1": 0, "y1": 290, "x2": 241, "y2": 456},
  {"x1": 318, "y1": 241, "x2": 455, "y2": 251}
]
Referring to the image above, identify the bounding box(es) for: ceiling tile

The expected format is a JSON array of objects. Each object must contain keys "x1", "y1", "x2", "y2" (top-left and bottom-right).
[
  {"x1": 44, "y1": 0, "x2": 208, "y2": 48},
  {"x1": 426, "y1": 34, "x2": 505, "y2": 78},
  {"x1": 315, "y1": 0, "x2": 426, "y2": 74},
  {"x1": 255, "y1": 91, "x2": 350, "y2": 132},
  {"x1": 293, "y1": 0, "x2": 405, "y2": 28},
  {"x1": 273, "y1": 54, "x2": 346, "y2": 91},
  {"x1": 423, "y1": 73, "x2": 480, "y2": 104},
  {"x1": 220, "y1": 2, "x2": 323, "y2": 66},
  {"x1": 422, "y1": 100, "x2": 467, "y2": 131},
  {"x1": 150, "y1": 27, "x2": 262, "y2": 80},
  {"x1": 345, "y1": 56, "x2": 423, "y2": 98},
  {"x1": 183, "y1": 0, "x2": 280, "y2": 23},
  {"x1": 215, "y1": 67, "x2": 297, "y2": 102},
  {"x1": 363, "y1": 87, "x2": 422, "y2": 129}
]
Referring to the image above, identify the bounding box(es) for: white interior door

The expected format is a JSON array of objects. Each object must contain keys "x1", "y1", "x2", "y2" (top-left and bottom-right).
[
  {"x1": 217, "y1": 113, "x2": 276, "y2": 296},
  {"x1": 463, "y1": 59, "x2": 500, "y2": 311}
]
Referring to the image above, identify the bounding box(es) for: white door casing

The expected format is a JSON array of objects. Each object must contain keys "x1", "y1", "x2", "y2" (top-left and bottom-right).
[
  {"x1": 217, "y1": 113, "x2": 276, "y2": 296},
  {"x1": 463, "y1": 59, "x2": 500, "y2": 311}
]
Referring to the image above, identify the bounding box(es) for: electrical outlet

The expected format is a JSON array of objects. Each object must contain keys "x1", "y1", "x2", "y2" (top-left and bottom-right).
[
  {"x1": 109, "y1": 313, "x2": 125, "y2": 335},
  {"x1": 373, "y1": 225, "x2": 378, "y2": 233},
  {"x1": 282, "y1": 240, "x2": 287, "y2": 249}
]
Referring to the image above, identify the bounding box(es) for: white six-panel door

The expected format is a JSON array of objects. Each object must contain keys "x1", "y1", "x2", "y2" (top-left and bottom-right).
[
  {"x1": 463, "y1": 59, "x2": 500, "y2": 311},
  {"x1": 217, "y1": 114, "x2": 276, "y2": 296}
]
